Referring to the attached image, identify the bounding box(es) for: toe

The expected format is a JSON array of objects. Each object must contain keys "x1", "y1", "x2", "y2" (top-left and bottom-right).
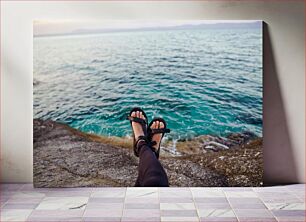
[
  {"x1": 140, "y1": 112, "x2": 145, "y2": 120},
  {"x1": 136, "y1": 111, "x2": 140, "y2": 118},
  {"x1": 151, "y1": 121, "x2": 156, "y2": 129},
  {"x1": 160, "y1": 122, "x2": 164, "y2": 129},
  {"x1": 156, "y1": 121, "x2": 160, "y2": 129},
  {"x1": 131, "y1": 111, "x2": 136, "y2": 117}
]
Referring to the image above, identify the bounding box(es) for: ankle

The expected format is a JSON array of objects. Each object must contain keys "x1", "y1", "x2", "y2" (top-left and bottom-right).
[{"x1": 136, "y1": 136, "x2": 148, "y2": 152}]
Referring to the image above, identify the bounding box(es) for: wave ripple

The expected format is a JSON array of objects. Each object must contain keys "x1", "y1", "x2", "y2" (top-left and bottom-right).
[{"x1": 34, "y1": 29, "x2": 262, "y2": 139}]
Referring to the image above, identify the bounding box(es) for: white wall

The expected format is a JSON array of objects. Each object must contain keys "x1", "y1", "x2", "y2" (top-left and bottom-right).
[{"x1": 1, "y1": 1, "x2": 305, "y2": 184}]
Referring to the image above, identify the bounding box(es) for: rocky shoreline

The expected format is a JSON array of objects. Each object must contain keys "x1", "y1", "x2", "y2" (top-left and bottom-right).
[{"x1": 33, "y1": 119, "x2": 263, "y2": 187}]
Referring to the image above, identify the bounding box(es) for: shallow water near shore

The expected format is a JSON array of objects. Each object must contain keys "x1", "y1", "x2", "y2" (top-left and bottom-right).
[{"x1": 34, "y1": 28, "x2": 262, "y2": 140}]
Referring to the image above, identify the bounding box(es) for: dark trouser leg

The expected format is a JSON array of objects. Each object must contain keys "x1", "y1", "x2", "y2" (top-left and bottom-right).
[{"x1": 135, "y1": 141, "x2": 169, "y2": 187}]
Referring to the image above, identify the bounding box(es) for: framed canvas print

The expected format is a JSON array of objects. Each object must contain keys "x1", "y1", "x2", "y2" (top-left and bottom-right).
[{"x1": 33, "y1": 20, "x2": 263, "y2": 187}]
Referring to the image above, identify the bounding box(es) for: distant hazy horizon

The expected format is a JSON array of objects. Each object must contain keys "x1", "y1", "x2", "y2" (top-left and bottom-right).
[{"x1": 34, "y1": 20, "x2": 261, "y2": 37}]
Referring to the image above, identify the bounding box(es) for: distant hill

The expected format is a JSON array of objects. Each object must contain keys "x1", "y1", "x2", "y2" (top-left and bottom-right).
[
  {"x1": 34, "y1": 21, "x2": 262, "y2": 38},
  {"x1": 72, "y1": 21, "x2": 262, "y2": 35}
]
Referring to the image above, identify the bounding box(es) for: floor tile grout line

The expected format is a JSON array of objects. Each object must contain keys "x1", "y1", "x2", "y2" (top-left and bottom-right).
[
  {"x1": 24, "y1": 208, "x2": 35, "y2": 221},
  {"x1": 19, "y1": 184, "x2": 26, "y2": 191},
  {"x1": 0, "y1": 184, "x2": 24, "y2": 208},
  {"x1": 120, "y1": 187, "x2": 127, "y2": 222},
  {"x1": 1, "y1": 186, "x2": 33, "y2": 221},
  {"x1": 223, "y1": 188, "x2": 240, "y2": 222},
  {"x1": 80, "y1": 187, "x2": 93, "y2": 221},
  {"x1": 21, "y1": 185, "x2": 46, "y2": 221},
  {"x1": 0, "y1": 195, "x2": 10, "y2": 208},
  {"x1": 190, "y1": 186, "x2": 201, "y2": 222},
  {"x1": 6, "y1": 186, "x2": 91, "y2": 221},
  {"x1": 2, "y1": 184, "x2": 305, "y2": 222},
  {"x1": 254, "y1": 187, "x2": 280, "y2": 222},
  {"x1": 278, "y1": 187, "x2": 305, "y2": 222},
  {"x1": 288, "y1": 188, "x2": 305, "y2": 202},
  {"x1": 158, "y1": 187, "x2": 161, "y2": 222}
]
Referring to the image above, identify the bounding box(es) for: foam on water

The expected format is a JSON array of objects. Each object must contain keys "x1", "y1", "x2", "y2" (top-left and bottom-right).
[{"x1": 34, "y1": 28, "x2": 262, "y2": 140}]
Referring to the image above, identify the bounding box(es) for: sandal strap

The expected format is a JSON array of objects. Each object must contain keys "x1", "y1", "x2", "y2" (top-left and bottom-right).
[
  {"x1": 136, "y1": 135, "x2": 147, "y2": 141},
  {"x1": 149, "y1": 141, "x2": 157, "y2": 146},
  {"x1": 150, "y1": 128, "x2": 170, "y2": 134},
  {"x1": 135, "y1": 136, "x2": 157, "y2": 148},
  {"x1": 127, "y1": 116, "x2": 147, "y2": 125},
  {"x1": 135, "y1": 135, "x2": 148, "y2": 145}
]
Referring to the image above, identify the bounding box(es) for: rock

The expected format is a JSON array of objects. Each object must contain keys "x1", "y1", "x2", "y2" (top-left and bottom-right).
[
  {"x1": 227, "y1": 131, "x2": 257, "y2": 146},
  {"x1": 33, "y1": 119, "x2": 228, "y2": 187},
  {"x1": 187, "y1": 137, "x2": 263, "y2": 187},
  {"x1": 170, "y1": 130, "x2": 262, "y2": 156},
  {"x1": 203, "y1": 141, "x2": 229, "y2": 151},
  {"x1": 254, "y1": 152, "x2": 261, "y2": 157}
]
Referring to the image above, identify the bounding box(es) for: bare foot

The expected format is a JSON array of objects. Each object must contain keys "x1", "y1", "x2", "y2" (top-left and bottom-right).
[
  {"x1": 131, "y1": 111, "x2": 146, "y2": 139},
  {"x1": 150, "y1": 120, "x2": 164, "y2": 151}
]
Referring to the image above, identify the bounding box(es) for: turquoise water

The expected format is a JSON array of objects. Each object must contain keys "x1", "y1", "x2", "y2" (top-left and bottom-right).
[{"x1": 34, "y1": 28, "x2": 262, "y2": 140}]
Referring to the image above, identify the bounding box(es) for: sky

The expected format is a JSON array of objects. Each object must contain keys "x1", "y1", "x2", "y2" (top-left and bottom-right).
[{"x1": 34, "y1": 20, "x2": 259, "y2": 36}]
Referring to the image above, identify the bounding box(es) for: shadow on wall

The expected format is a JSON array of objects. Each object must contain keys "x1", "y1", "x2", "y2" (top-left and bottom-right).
[{"x1": 263, "y1": 22, "x2": 298, "y2": 185}]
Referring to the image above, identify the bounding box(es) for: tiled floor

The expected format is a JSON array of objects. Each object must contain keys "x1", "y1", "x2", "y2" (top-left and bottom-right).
[{"x1": 0, "y1": 184, "x2": 304, "y2": 222}]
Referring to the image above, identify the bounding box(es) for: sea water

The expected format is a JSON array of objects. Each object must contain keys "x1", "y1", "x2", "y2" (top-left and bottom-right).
[{"x1": 34, "y1": 28, "x2": 262, "y2": 140}]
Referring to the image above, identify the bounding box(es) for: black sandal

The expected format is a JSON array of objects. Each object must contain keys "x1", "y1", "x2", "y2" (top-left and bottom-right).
[
  {"x1": 148, "y1": 117, "x2": 171, "y2": 159},
  {"x1": 126, "y1": 107, "x2": 148, "y2": 157}
]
